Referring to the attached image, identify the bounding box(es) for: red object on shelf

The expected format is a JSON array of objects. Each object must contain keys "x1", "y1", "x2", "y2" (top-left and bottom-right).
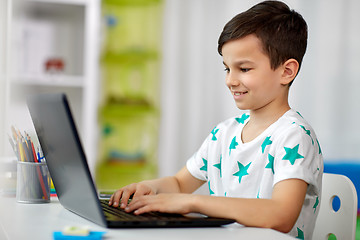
[{"x1": 45, "y1": 58, "x2": 65, "y2": 73}]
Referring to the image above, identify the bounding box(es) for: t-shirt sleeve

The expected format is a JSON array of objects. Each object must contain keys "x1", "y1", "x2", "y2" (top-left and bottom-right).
[
  {"x1": 272, "y1": 123, "x2": 323, "y2": 196},
  {"x1": 186, "y1": 136, "x2": 211, "y2": 182}
]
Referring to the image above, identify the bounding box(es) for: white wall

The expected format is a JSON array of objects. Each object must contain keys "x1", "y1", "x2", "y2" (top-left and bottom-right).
[
  {"x1": 158, "y1": 0, "x2": 360, "y2": 177},
  {"x1": 0, "y1": 0, "x2": 9, "y2": 156}
]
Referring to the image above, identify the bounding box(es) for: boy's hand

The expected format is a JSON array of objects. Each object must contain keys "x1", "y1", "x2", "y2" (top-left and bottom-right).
[
  {"x1": 108, "y1": 182, "x2": 156, "y2": 209},
  {"x1": 108, "y1": 168, "x2": 204, "y2": 211},
  {"x1": 124, "y1": 193, "x2": 194, "y2": 215}
]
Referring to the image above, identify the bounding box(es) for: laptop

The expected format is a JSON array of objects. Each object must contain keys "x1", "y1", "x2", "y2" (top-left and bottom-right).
[{"x1": 27, "y1": 93, "x2": 235, "y2": 228}]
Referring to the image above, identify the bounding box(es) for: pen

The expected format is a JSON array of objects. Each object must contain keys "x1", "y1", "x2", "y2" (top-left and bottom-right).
[
  {"x1": 18, "y1": 139, "x2": 25, "y2": 162},
  {"x1": 37, "y1": 149, "x2": 41, "y2": 163},
  {"x1": 25, "y1": 132, "x2": 35, "y2": 162},
  {"x1": 31, "y1": 141, "x2": 38, "y2": 162},
  {"x1": 11, "y1": 126, "x2": 19, "y2": 142},
  {"x1": 38, "y1": 147, "x2": 45, "y2": 162},
  {"x1": 21, "y1": 137, "x2": 31, "y2": 162},
  {"x1": 25, "y1": 132, "x2": 47, "y2": 198},
  {"x1": 8, "y1": 134, "x2": 20, "y2": 160}
]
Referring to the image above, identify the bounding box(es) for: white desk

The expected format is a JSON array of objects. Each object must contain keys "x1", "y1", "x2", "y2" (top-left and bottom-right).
[{"x1": 0, "y1": 196, "x2": 295, "y2": 240}]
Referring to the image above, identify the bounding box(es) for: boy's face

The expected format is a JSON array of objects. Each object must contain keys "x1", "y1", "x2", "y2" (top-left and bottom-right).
[{"x1": 222, "y1": 34, "x2": 288, "y2": 112}]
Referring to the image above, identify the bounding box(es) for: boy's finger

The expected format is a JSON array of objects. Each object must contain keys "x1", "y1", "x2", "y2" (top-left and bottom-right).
[
  {"x1": 133, "y1": 188, "x2": 148, "y2": 199},
  {"x1": 110, "y1": 189, "x2": 124, "y2": 207},
  {"x1": 108, "y1": 194, "x2": 114, "y2": 205},
  {"x1": 120, "y1": 188, "x2": 134, "y2": 208},
  {"x1": 132, "y1": 185, "x2": 155, "y2": 200},
  {"x1": 126, "y1": 196, "x2": 156, "y2": 214}
]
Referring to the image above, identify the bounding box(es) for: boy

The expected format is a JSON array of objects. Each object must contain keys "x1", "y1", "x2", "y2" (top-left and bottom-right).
[{"x1": 109, "y1": 1, "x2": 323, "y2": 239}]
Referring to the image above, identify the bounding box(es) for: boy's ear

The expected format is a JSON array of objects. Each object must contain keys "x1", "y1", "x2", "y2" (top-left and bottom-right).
[{"x1": 281, "y1": 59, "x2": 299, "y2": 85}]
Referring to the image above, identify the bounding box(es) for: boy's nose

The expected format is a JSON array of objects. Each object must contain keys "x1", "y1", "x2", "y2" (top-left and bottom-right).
[{"x1": 226, "y1": 73, "x2": 240, "y2": 87}]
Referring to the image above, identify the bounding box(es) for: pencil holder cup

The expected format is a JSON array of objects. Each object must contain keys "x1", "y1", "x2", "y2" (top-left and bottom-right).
[{"x1": 16, "y1": 161, "x2": 50, "y2": 203}]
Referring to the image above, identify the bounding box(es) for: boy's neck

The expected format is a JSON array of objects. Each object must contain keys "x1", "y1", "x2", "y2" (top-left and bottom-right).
[
  {"x1": 250, "y1": 104, "x2": 290, "y2": 126},
  {"x1": 241, "y1": 103, "x2": 290, "y2": 143}
]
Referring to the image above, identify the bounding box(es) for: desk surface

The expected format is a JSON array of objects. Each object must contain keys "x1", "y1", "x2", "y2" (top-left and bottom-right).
[{"x1": 0, "y1": 196, "x2": 295, "y2": 240}]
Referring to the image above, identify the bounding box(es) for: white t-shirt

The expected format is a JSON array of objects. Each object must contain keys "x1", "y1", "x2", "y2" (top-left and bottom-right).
[{"x1": 186, "y1": 109, "x2": 323, "y2": 240}]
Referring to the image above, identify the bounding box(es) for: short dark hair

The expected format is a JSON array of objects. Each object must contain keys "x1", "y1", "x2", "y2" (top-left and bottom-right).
[{"x1": 218, "y1": 1, "x2": 307, "y2": 74}]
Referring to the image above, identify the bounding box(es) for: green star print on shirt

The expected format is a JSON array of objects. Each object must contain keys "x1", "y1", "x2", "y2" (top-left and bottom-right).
[
  {"x1": 296, "y1": 227, "x2": 304, "y2": 240},
  {"x1": 235, "y1": 113, "x2": 249, "y2": 124},
  {"x1": 300, "y1": 125, "x2": 314, "y2": 145},
  {"x1": 211, "y1": 127, "x2": 219, "y2": 141},
  {"x1": 283, "y1": 144, "x2": 304, "y2": 165},
  {"x1": 265, "y1": 153, "x2": 275, "y2": 174},
  {"x1": 317, "y1": 139, "x2": 322, "y2": 154},
  {"x1": 213, "y1": 155, "x2": 222, "y2": 177},
  {"x1": 200, "y1": 158, "x2": 207, "y2": 172},
  {"x1": 229, "y1": 136, "x2": 239, "y2": 156},
  {"x1": 233, "y1": 161, "x2": 251, "y2": 183},
  {"x1": 261, "y1": 136, "x2": 272, "y2": 153},
  {"x1": 208, "y1": 181, "x2": 214, "y2": 195},
  {"x1": 313, "y1": 196, "x2": 319, "y2": 213}
]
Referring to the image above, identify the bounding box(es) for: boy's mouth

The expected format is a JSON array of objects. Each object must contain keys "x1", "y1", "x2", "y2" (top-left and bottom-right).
[{"x1": 234, "y1": 91, "x2": 248, "y2": 96}]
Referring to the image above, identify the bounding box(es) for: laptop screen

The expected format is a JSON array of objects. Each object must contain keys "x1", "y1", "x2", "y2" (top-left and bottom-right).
[{"x1": 27, "y1": 93, "x2": 107, "y2": 227}]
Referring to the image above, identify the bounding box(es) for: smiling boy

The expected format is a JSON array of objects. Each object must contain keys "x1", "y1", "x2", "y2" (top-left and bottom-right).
[{"x1": 109, "y1": 1, "x2": 323, "y2": 239}]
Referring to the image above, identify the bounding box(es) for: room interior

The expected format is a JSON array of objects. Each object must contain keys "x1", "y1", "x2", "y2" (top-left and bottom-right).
[{"x1": 1, "y1": 0, "x2": 360, "y2": 238}]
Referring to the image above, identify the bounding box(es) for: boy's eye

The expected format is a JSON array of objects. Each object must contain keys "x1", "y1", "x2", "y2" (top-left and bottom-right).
[{"x1": 223, "y1": 67, "x2": 251, "y2": 73}]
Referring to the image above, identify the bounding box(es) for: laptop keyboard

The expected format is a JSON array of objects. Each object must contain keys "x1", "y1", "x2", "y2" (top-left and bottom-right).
[{"x1": 100, "y1": 200, "x2": 185, "y2": 221}]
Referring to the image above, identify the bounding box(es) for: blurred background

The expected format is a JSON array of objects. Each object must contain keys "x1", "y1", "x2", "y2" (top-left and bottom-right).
[{"x1": 1, "y1": 0, "x2": 360, "y2": 202}]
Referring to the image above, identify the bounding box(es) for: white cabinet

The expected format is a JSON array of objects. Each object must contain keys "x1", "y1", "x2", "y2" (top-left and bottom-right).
[{"x1": 1, "y1": 0, "x2": 101, "y2": 173}]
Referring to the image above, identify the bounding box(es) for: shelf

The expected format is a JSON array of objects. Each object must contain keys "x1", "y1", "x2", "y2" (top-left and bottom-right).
[
  {"x1": 24, "y1": 0, "x2": 89, "y2": 6},
  {"x1": 100, "y1": 104, "x2": 159, "y2": 117},
  {"x1": 11, "y1": 74, "x2": 84, "y2": 88},
  {"x1": 12, "y1": 1, "x2": 85, "y2": 77},
  {"x1": 103, "y1": 0, "x2": 162, "y2": 6},
  {"x1": 101, "y1": 50, "x2": 160, "y2": 63},
  {"x1": 0, "y1": 0, "x2": 102, "y2": 176}
]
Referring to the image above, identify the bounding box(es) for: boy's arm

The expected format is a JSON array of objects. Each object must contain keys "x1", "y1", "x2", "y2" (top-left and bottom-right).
[
  {"x1": 125, "y1": 167, "x2": 307, "y2": 233},
  {"x1": 142, "y1": 166, "x2": 205, "y2": 194},
  {"x1": 191, "y1": 178, "x2": 307, "y2": 233}
]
